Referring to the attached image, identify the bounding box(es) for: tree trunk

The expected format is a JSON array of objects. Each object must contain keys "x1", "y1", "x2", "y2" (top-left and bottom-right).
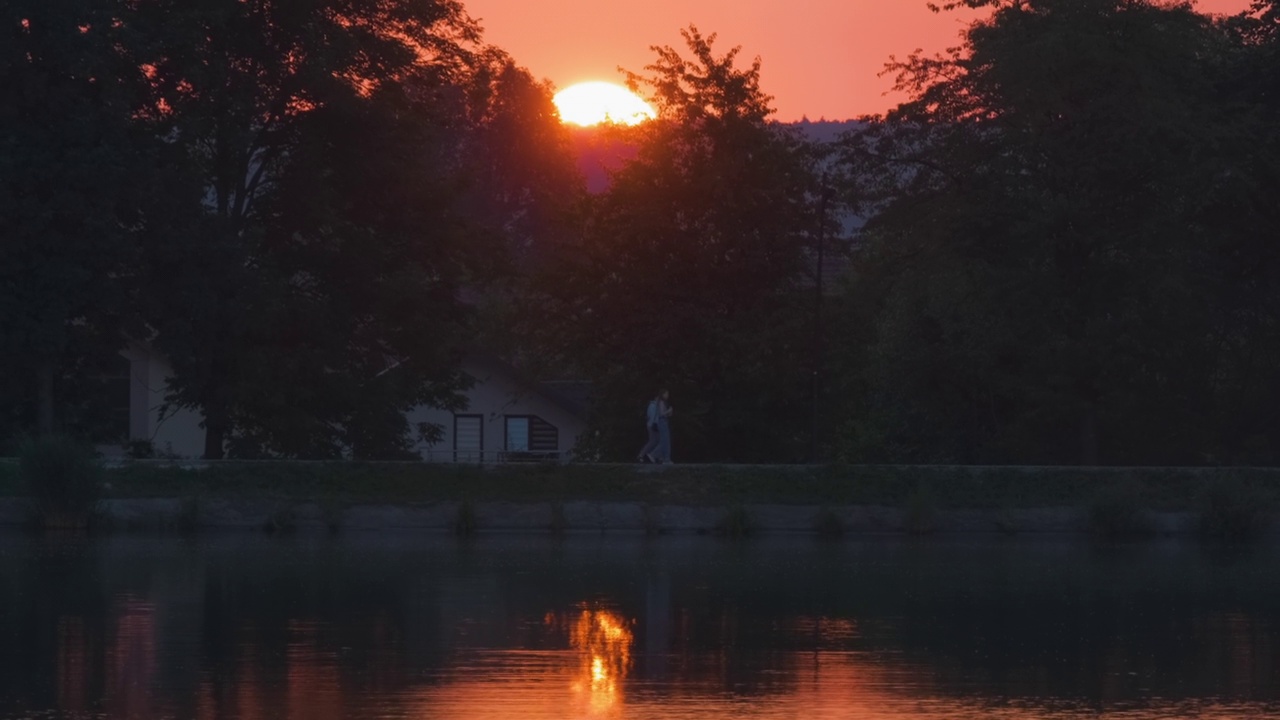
[{"x1": 36, "y1": 362, "x2": 55, "y2": 436}]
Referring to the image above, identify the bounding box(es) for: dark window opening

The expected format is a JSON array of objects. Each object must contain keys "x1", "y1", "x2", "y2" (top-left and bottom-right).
[
  {"x1": 504, "y1": 416, "x2": 558, "y2": 460},
  {"x1": 453, "y1": 414, "x2": 483, "y2": 463}
]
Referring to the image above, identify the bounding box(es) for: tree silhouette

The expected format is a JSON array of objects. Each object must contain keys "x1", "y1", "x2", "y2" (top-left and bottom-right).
[{"x1": 534, "y1": 27, "x2": 825, "y2": 462}]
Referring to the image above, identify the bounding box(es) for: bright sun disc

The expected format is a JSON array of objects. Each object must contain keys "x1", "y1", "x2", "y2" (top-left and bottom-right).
[{"x1": 553, "y1": 82, "x2": 655, "y2": 127}]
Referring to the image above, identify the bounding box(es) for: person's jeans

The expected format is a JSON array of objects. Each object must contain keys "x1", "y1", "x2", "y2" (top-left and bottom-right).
[
  {"x1": 657, "y1": 417, "x2": 672, "y2": 463},
  {"x1": 638, "y1": 425, "x2": 660, "y2": 460}
]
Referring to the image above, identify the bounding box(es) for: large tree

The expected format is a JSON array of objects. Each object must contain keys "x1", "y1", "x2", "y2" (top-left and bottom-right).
[
  {"x1": 535, "y1": 27, "x2": 827, "y2": 462},
  {"x1": 0, "y1": 0, "x2": 167, "y2": 441},
  {"x1": 834, "y1": 0, "x2": 1268, "y2": 464},
  {"x1": 132, "y1": 0, "x2": 495, "y2": 458}
]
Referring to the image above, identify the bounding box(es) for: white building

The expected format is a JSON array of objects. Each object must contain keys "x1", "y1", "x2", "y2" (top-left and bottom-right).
[{"x1": 118, "y1": 345, "x2": 588, "y2": 462}]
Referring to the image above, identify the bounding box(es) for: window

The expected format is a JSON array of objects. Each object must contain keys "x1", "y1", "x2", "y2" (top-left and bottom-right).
[
  {"x1": 505, "y1": 416, "x2": 559, "y2": 456},
  {"x1": 453, "y1": 414, "x2": 483, "y2": 462},
  {"x1": 504, "y1": 417, "x2": 529, "y2": 452}
]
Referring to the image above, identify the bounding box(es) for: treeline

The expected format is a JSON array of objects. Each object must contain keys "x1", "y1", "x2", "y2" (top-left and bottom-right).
[
  {"x1": 827, "y1": 0, "x2": 1280, "y2": 465},
  {"x1": 1, "y1": 0, "x2": 580, "y2": 458},
  {"x1": 4, "y1": 0, "x2": 1280, "y2": 466},
  {"x1": 532, "y1": 1, "x2": 1280, "y2": 466}
]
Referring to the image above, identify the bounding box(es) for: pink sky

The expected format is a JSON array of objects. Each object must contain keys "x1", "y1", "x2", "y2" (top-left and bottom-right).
[{"x1": 463, "y1": 0, "x2": 1254, "y2": 121}]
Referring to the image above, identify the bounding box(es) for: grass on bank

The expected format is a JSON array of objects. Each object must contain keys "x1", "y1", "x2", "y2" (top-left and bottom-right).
[{"x1": 2, "y1": 460, "x2": 1278, "y2": 513}]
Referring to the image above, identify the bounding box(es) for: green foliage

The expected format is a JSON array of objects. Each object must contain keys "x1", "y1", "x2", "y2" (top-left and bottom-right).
[
  {"x1": 18, "y1": 436, "x2": 102, "y2": 527},
  {"x1": 531, "y1": 27, "x2": 835, "y2": 463},
  {"x1": 2, "y1": 0, "x2": 577, "y2": 457},
  {"x1": 124, "y1": 440, "x2": 156, "y2": 460},
  {"x1": 0, "y1": 0, "x2": 170, "y2": 438},
  {"x1": 832, "y1": 0, "x2": 1280, "y2": 465},
  {"x1": 126, "y1": 1, "x2": 566, "y2": 460}
]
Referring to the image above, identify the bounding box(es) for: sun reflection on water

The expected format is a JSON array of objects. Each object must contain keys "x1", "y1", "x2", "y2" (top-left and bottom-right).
[{"x1": 564, "y1": 607, "x2": 634, "y2": 714}]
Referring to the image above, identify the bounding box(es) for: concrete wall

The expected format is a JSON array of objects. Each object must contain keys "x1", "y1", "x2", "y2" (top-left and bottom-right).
[{"x1": 9, "y1": 497, "x2": 1271, "y2": 539}]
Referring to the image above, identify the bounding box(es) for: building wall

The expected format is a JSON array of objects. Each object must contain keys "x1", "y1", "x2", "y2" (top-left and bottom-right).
[
  {"x1": 121, "y1": 344, "x2": 207, "y2": 459},
  {"x1": 407, "y1": 359, "x2": 586, "y2": 463},
  {"x1": 121, "y1": 347, "x2": 585, "y2": 461}
]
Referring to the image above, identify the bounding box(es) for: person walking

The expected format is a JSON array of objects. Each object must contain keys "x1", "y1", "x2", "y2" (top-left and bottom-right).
[
  {"x1": 636, "y1": 391, "x2": 662, "y2": 463},
  {"x1": 656, "y1": 389, "x2": 673, "y2": 464}
]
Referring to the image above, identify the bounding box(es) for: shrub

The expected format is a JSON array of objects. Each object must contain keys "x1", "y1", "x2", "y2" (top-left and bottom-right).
[
  {"x1": 123, "y1": 439, "x2": 155, "y2": 459},
  {"x1": 19, "y1": 435, "x2": 102, "y2": 528}
]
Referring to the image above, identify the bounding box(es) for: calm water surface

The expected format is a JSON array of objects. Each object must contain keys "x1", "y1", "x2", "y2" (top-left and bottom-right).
[{"x1": 0, "y1": 532, "x2": 1277, "y2": 719}]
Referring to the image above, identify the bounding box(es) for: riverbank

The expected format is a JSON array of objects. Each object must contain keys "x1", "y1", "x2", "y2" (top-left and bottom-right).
[
  {"x1": 0, "y1": 496, "x2": 1230, "y2": 537},
  {"x1": 1, "y1": 460, "x2": 1278, "y2": 537}
]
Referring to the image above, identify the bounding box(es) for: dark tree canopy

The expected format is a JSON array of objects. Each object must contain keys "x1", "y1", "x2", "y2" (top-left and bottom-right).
[
  {"x1": 7, "y1": 0, "x2": 1280, "y2": 469},
  {"x1": 1, "y1": 0, "x2": 582, "y2": 459},
  {"x1": 0, "y1": 0, "x2": 168, "y2": 441},
  {"x1": 127, "y1": 0, "x2": 537, "y2": 458},
  {"x1": 531, "y1": 27, "x2": 829, "y2": 462},
  {"x1": 833, "y1": 0, "x2": 1280, "y2": 464}
]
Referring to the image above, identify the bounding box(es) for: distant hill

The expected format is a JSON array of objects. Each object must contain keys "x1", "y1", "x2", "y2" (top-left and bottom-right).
[
  {"x1": 792, "y1": 118, "x2": 863, "y2": 144},
  {"x1": 568, "y1": 120, "x2": 863, "y2": 194}
]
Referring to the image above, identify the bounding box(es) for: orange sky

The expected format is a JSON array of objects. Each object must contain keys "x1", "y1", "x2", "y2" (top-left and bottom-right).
[{"x1": 464, "y1": 0, "x2": 1255, "y2": 121}]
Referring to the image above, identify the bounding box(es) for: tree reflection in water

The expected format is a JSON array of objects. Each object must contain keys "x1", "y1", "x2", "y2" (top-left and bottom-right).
[{"x1": 8, "y1": 536, "x2": 1280, "y2": 720}]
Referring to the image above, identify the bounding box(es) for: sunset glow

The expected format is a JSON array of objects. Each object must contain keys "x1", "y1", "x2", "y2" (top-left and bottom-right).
[
  {"x1": 468, "y1": 0, "x2": 1256, "y2": 120},
  {"x1": 553, "y1": 82, "x2": 655, "y2": 126}
]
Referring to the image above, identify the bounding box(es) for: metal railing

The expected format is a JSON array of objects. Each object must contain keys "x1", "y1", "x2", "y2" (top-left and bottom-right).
[{"x1": 420, "y1": 450, "x2": 565, "y2": 464}]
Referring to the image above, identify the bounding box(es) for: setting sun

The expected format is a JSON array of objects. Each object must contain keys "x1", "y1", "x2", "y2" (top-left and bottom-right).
[{"x1": 553, "y1": 81, "x2": 655, "y2": 126}]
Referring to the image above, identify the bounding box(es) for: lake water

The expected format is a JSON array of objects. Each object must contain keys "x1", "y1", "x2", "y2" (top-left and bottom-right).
[{"x1": 0, "y1": 532, "x2": 1277, "y2": 719}]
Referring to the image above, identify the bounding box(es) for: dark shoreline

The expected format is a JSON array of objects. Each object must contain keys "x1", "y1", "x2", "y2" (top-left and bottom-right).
[
  {"x1": 0, "y1": 499, "x2": 1274, "y2": 541},
  {"x1": 2, "y1": 460, "x2": 1277, "y2": 538}
]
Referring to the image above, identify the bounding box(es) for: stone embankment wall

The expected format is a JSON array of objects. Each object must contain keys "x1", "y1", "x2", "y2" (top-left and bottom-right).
[{"x1": 0, "y1": 496, "x2": 1230, "y2": 535}]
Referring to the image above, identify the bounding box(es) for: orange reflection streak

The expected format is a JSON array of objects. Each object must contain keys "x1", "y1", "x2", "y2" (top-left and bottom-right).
[
  {"x1": 55, "y1": 616, "x2": 88, "y2": 713},
  {"x1": 567, "y1": 608, "x2": 634, "y2": 714},
  {"x1": 106, "y1": 596, "x2": 158, "y2": 720}
]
